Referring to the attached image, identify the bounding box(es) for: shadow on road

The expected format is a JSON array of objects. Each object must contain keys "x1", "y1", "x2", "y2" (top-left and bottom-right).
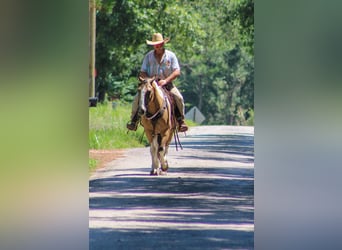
[
  {"x1": 89, "y1": 131, "x2": 254, "y2": 249},
  {"x1": 90, "y1": 172, "x2": 253, "y2": 249},
  {"x1": 177, "y1": 134, "x2": 254, "y2": 158}
]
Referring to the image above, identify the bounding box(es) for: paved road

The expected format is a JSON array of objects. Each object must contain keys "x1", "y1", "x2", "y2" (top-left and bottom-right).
[{"x1": 89, "y1": 126, "x2": 254, "y2": 250}]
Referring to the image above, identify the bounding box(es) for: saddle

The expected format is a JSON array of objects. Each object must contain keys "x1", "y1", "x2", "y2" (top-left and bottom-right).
[
  {"x1": 160, "y1": 82, "x2": 184, "y2": 150},
  {"x1": 160, "y1": 82, "x2": 180, "y2": 130}
]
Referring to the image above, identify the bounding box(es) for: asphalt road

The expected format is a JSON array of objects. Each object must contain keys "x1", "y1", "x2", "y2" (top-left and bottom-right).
[{"x1": 89, "y1": 126, "x2": 254, "y2": 250}]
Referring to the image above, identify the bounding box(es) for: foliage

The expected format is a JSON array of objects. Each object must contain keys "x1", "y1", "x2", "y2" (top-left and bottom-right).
[{"x1": 94, "y1": 0, "x2": 254, "y2": 125}]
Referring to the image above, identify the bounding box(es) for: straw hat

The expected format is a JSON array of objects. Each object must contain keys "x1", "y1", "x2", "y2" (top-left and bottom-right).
[{"x1": 146, "y1": 33, "x2": 170, "y2": 45}]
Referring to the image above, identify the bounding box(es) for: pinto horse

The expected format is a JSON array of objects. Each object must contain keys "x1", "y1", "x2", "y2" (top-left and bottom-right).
[{"x1": 138, "y1": 76, "x2": 176, "y2": 175}]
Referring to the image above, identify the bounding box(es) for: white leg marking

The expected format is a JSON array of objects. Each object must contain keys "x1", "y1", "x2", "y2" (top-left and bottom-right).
[
  {"x1": 150, "y1": 136, "x2": 159, "y2": 171},
  {"x1": 160, "y1": 144, "x2": 169, "y2": 172}
]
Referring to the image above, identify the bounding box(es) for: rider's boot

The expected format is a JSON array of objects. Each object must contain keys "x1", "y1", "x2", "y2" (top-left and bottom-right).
[
  {"x1": 126, "y1": 113, "x2": 140, "y2": 131},
  {"x1": 177, "y1": 118, "x2": 188, "y2": 132}
]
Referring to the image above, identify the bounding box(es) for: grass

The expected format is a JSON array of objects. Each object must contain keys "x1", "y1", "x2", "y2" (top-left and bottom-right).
[
  {"x1": 89, "y1": 101, "x2": 148, "y2": 150},
  {"x1": 89, "y1": 101, "x2": 147, "y2": 173},
  {"x1": 89, "y1": 158, "x2": 98, "y2": 172},
  {"x1": 89, "y1": 101, "x2": 197, "y2": 172}
]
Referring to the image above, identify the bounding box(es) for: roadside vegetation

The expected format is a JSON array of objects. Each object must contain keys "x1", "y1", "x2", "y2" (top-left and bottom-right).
[
  {"x1": 89, "y1": 158, "x2": 98, "y2": 172},
  {"x1": 89, "y1": 101, "x2": 196, "y2": 171},
  {"x1": 89, "y1": 101, "x2": 148, "y2": 150}
]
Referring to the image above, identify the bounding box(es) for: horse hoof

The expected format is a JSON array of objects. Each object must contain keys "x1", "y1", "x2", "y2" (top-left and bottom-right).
[
  {"x1": 150, "y1": 170, "x2": 158, "y2": 176},
  {"x1": 161, "y1": 161, "x2": 169, "y2": 172}
]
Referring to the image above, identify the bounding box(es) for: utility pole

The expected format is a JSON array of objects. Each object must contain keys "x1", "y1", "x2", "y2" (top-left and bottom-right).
[{"x1": 89, "y1": 0, "x2": 97, "y2": 107}]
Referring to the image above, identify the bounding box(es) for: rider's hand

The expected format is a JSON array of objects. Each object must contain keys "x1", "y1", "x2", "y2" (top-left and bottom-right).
[{"x1": 158, "y1": 79, "x2": 167, "y2": 86}]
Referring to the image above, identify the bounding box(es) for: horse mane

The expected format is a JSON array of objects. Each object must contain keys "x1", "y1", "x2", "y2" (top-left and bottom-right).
[
  {"x1": 151, "y1": 80, "x2": 165, "y2": 102},
  {"x1": 138, "y1": 76, "x2": 164, "y2": 107}
]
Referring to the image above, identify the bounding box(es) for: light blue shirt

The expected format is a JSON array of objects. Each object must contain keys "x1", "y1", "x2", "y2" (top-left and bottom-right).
[{"x1": 141, "y1": 49, "x2": 180, "y2": 80}]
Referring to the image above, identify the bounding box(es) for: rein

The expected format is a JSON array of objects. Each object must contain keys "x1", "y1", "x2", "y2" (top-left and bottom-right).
[{"x1": 174, "y1": 128, "x2": 183, "y2": 151}]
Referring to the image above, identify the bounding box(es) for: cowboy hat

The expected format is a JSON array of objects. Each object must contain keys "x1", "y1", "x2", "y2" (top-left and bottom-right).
[{"x1": 146, "y1": 33, "x2": 170, "y2": 45}]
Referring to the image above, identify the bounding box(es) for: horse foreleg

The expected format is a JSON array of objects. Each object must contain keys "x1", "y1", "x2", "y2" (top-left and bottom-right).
[
  {"x1": 159, "y1": 131, "x2": 172, "y2": 172},
  {"x1": 159, "y1": 144, "x2": 169, "y2": 172},
  {"x1": 150, "y1": 136, "x2": 160, "y2": 175}
]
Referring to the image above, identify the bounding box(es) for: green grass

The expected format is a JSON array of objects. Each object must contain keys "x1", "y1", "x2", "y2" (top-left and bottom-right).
[
  {"x1": 89, "y1": 158, "x2": 98, "y2": 172},
  {"x1": 89, "y1": 101, "x2": 197, "y2": 172},
  {"x1": 89, "y1": 102, "x2": 147, "y2": 172},
  {"x1": 184, "y1": 119, "x2": 197, "y2": 127},
  {"x1": 89, "y1": 102, "x2": 148, "y2": 149}
]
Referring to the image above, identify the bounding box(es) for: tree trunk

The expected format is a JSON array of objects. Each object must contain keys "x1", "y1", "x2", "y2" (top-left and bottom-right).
[{"x1": 226, "y1": 88, "x2": 234, "y2": 125}]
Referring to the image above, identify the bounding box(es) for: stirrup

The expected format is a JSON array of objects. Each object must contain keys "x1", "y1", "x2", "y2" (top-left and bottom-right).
[
  {"x1": 178, "y1": 120, "x2": 188, "y2": 132},
  {"x1": 126, "y1": 121, "x2": 138, "y2": 131}
]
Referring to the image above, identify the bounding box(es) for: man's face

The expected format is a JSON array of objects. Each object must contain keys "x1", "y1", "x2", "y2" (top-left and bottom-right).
[{"x1": 153, "y1": 43, "x2": 164, "y2": 53}]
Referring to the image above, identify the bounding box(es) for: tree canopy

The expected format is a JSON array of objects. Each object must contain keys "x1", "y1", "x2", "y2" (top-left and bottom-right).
[{"x1": 94, "y1": 0, "x2": 254, "y2": 125}]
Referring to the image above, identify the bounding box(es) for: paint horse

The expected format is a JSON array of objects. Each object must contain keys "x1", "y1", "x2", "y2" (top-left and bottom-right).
[{"x1": 138, "y1": 76, "x2": 176, "y2": 175}]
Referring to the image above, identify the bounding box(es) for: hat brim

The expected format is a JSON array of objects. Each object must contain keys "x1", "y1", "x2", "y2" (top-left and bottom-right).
[{"x1": 146, "y1": 37, "x2": 170, "y2": 45}]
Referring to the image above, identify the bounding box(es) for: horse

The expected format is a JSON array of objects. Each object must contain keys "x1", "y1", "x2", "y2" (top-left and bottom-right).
[{"x1": 138, "y1": 76, "x2": 176, "y2": 175}]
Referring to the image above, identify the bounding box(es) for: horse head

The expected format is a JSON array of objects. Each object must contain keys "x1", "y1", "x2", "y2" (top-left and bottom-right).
[{"x1": 138, "y1": 76, "x2": 156, "y2": 115}]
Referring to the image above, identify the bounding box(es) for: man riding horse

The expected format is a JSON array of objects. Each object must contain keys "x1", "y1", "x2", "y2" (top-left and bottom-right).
[{"x1": 127, "y1": 33, "x2": 188, "y2": 133}]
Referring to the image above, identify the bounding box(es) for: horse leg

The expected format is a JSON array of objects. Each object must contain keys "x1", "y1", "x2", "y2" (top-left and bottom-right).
[
  {"x1": 159, "y1": 150, "x2": 169, "y2": 172},
  {"x1": 159, "y1": 138, "x2": 170, "y2": 173},
  {"x1": 150, "y1": 135, "x2": 160, "y2": 175}
]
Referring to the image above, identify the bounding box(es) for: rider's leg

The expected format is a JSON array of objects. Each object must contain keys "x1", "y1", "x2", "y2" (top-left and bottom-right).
[
  {"x1": 170, "y1": 87, "x2": 188, "y2": 132},
  {"x1": 126, "y1": 93, "x2": 140, "y2": 131}
]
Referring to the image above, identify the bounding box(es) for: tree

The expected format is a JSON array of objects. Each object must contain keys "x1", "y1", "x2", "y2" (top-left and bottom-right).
[
  {"x1": 178, "y1": 0, "x2": 254, "y2": 124},
  {"x1": 94, "y1": 0, "x2": 254, "y2": 125}
]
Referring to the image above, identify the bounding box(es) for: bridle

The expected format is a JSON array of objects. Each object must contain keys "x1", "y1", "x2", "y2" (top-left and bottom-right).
[
  {"x1": 145, "y1": 94, "x2": 167, "y2": 121},
  {"x1": 139, "y1": 79, "x2": 167, "y2": 122}
]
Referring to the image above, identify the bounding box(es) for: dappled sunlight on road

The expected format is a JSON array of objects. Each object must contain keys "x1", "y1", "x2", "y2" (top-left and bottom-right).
[{"x1": 89, "y1": 126, "x2": 254, "y2": 249}]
